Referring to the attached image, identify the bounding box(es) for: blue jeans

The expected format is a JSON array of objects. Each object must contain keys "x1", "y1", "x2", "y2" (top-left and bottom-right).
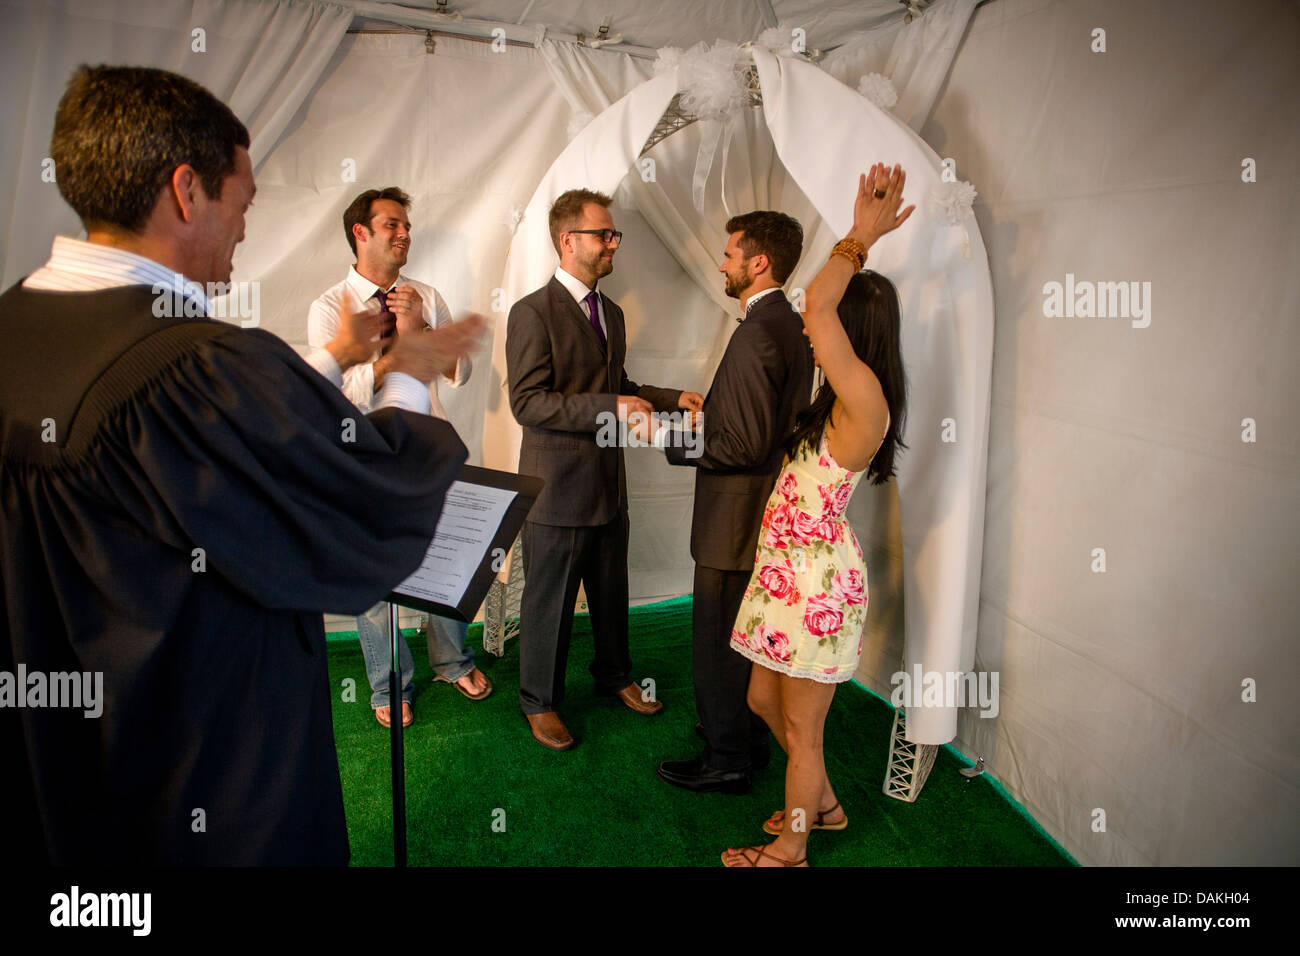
[{"x1": 357, "y1": 602, "x2": 475, "y2": 708}]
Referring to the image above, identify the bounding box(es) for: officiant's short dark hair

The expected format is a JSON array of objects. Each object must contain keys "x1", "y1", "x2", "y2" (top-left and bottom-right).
[
  {"x1": 343, "y1": 187, "x2": 412, "y2": 256},
  {"x1": 50, "y1": 65, "x2": 250, "y2": 234},
  {"x1": 725, "y1": 211, "x2": 803, "y2": 284},
  {"x1": 549, "y1": 189, "x2": 613, "y2": 254}
]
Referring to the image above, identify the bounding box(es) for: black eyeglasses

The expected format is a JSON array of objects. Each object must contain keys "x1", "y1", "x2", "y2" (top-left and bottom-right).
[{"x1": 568, "y1": 229, "x2": 623, "y2": 245}]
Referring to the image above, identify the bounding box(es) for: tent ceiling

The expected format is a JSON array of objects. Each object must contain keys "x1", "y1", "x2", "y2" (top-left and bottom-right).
[{"x1": 380, "y1": 0, "x2": 909, "y2": 53}]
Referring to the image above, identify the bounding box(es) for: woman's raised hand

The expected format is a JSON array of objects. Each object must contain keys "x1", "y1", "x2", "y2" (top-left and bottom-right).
[{"x1": 851, "y1": 163, "x2": 915, "y2": 247}]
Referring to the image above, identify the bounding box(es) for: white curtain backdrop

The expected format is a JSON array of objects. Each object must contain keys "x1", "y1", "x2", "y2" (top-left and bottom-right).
[
  {"x1": 0, "y1": 0, "x2": 352, "y2": 288},
  {"x1": 922, "y1": 0, "x2": 1299, "y2": 865},
  {"x1": 820, "y1": 0, "x2": 980, "y2": 132}
]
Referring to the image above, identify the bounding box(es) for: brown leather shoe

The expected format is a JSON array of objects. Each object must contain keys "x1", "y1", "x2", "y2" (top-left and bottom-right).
[
  {"x1": 606, "y1": 683, "x2": 664, "y2": 716},
  {"x1": 524, "y1": 711, "x2": 575, "y2": 750}
]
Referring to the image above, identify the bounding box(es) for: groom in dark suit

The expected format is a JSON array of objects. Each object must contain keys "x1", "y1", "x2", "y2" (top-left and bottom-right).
[
  {"x1": 506, "y1": 188, "x2": 703, "y2": 750},
  {"x1": 658, "y1": 211, "x2": 812, "y2": 793}
]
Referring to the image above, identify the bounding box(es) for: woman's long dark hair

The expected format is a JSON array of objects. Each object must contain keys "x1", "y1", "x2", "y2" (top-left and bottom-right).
[{"x1": 786, "y1": 270, "x2": 908, "y2": 485}]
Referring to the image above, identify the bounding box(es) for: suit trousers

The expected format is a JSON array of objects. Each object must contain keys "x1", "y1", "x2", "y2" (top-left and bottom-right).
[
  {"x1": 693, "y1": 564, "x2": 769, "y2": 772},
  {"x1": 518, "y1": 515, "x2": 633, "y2": 714}
]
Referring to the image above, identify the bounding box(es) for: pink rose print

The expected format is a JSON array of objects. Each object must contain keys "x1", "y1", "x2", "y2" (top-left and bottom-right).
[
  {"x1": 790, "y1": 508, "x2": 820, "y2": 545},
  {"x1": 833, "y1": 481, "x2": 853, "y2": 515},
  {"x1": 756, "y1": 624, "x2": 792, "y2": 664},
  {"x1": 831, "y1": 569, "x2": 866, "y2": 605},
  {"x1": 763, "y1": 503, "x2": 794, "y2": 548},
  {"x1": 817, "y1": 482, "x2": 836, "y2": 512},
  {"x1": 816, "y1": 516, "x2": 842, "y2": 543},
  {"x1": 804, "y1": 593, "x2": 844, "y2": 638},
  {"x1": 757, "y1": 561, "x2": 798, "y2": 604},
  {"x1": 778, "y1": 472, "x2": 799, "y2": 503}
]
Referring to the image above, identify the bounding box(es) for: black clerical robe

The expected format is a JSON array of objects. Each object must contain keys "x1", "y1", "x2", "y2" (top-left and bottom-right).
[{"x1": 0, "y1": 284, "x2": 466, "y2": 865}]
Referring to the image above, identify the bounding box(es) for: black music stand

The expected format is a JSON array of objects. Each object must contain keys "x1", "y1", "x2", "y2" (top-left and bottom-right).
[{"x1": 382, "y1": 465, "x2": 542, "y2": 866}]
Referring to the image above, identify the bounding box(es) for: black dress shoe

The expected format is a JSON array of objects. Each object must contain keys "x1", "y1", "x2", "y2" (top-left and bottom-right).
[
  {"x1": 694, "y1": 723, "x2": 771, "y2": 772},
  {"x1": 657, "y1": 756, "x2": 752, "y2": 794}
]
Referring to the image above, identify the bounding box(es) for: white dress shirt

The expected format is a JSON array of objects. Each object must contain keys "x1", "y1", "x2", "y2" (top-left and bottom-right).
[
  {"x1": 307, "y1": 266, "x2": 469, "y2": 419},
  {"x1": 22, "y1": 236, "x2": 428, "y2": 413},
  {"x1": 743, "y1": 285, "x2": 781, "y2": 317},
  {"x1": 554, "y1": 265, "x2": 606, "y2": 339}
]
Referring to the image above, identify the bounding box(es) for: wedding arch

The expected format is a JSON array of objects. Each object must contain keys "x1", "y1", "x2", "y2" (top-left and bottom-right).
[{"x1": 481, "y1": 44, "x2": 995, "y2": 793}]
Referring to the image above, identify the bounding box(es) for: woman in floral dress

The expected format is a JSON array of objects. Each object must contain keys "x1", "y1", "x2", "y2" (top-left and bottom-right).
[{"x1": 723, "y1": 164, "x2": 912, "y2": 867}]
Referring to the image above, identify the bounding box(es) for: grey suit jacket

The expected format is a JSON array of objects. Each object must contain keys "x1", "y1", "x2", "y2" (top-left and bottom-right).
[
  {"x1": 665, "y1": 291, "x2": 814, "y2": 571},
  {"x1": 507, "y1": 277, "x2": 681, "y2": 526}
]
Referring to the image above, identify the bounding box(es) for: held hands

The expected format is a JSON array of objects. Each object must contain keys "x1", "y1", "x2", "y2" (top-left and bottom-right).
[
  {"x1": 677, "y1": 391, "x2": 704, "y2": 429},
  {"x1": 851, "y1": 163, "x2": 915, "y2": 249},
  {"x1": 617, "y1": 395, "x2": 656, "y2": 443}
]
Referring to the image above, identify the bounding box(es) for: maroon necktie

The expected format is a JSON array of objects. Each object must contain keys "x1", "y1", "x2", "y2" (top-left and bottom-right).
[
  {"x1": 583, "y1": 290, "x2": 606, "y2": 348},
  {"x1": 373, "y1": 288, "x2": 396, "y2": 343}
]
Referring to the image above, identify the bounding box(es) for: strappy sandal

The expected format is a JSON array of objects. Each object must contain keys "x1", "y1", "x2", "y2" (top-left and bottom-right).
[
  {"x1": 762, "y1": 802, "x2": 848, "y2": 835},
  {"x1": 721, "y1": 844, "x2": 807, "y2": 867}
]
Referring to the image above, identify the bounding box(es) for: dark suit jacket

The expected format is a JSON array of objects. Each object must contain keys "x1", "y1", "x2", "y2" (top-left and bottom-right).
[
  {"x1": 507, "y1": 276, "x2": 681, "y2": 526},
  {"x1": 665, "y1": 290, "x2": 813, "y2": 571}
]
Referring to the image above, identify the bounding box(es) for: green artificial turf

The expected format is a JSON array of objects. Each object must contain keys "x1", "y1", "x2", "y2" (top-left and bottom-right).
[{"x1": 327, "y1": 597, "x2": 1075, "y2": 867}]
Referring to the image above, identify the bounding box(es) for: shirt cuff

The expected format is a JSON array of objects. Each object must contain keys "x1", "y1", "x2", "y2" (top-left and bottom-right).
[
  {"x1": 303, "y1": 348, "x2": 343, "y2": 388},
  {"x1": 375, "y1": 371, "x2": 431, "y2": 415}
]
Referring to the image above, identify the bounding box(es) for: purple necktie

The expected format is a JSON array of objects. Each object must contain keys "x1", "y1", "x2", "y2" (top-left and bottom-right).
[{"x1": 583, "y1": 290, "x2": 606, "y2": 348}]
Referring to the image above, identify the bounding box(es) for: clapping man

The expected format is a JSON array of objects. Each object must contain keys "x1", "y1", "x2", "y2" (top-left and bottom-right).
[{"x1": 309, "y1": 187, "x2": 493, "y2": 729}]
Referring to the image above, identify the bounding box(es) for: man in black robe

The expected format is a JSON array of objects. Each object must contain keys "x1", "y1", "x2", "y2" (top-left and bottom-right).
[{"x1": 0, "y1": 65, "x2": 481, "y2": 865}]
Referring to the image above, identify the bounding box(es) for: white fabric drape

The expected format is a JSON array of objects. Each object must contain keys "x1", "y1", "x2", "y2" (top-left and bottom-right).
[
  {"x1": 820, "y1": 0, "x2": 980, "y2": 132},
  {"x1": 0, "y1": 0, "x2": 353, "y2": 288}
]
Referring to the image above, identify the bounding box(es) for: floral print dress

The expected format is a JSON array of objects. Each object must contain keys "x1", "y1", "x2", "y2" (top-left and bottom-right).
[{"x1": 730, "y1": 424, "x2": 877, "y2": 683}]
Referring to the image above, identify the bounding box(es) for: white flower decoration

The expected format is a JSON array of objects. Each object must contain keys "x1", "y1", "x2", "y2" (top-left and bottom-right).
[
  {"x1": 857, "y1": 72, "x2": 898, "y2": 111},
  {"x1": 928, "y1": 179, "x2": 977, "y2": 226},
  {"x1": 653, "y1": 46, "x2": 683, "y2": 76},
  {"x1": 503, "y1": 204, "x2": 525, "y2": 233},
  {"x1": 675, "y1": 40, "x2": 747, "y2": 119}
]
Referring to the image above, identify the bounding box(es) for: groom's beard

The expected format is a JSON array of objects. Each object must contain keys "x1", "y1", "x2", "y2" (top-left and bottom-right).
[{"x1": 724, "y1": 267, "x2": 753, "y2": 300}]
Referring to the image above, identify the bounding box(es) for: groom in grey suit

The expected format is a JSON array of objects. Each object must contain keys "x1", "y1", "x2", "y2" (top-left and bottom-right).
[{"x1": 506, "y1": 188, "x2": 703, "y2": 750}]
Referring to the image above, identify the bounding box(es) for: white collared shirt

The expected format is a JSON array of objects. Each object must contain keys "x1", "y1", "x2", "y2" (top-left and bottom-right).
[
  {"x1": 24, "y1": 235, "x2": 212, "y2": 314},
  {"x1": 307, "y1": 266, "x2": 470, "y2": 419},
  {"x1": 743, "y1": 286, "x2": 781, "y2": 317},
  {"x1": 554, "y1": 265, "x2": 605, "y2": 340},
  {"x1": 23, "y1": 236, "x2": 428, "y2": 414}
]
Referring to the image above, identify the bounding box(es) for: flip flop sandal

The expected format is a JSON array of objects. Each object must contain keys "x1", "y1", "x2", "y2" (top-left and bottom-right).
[
  {"x1": 436, "y1": 670, "x2": 493, "y2": 701},
  {"x1": 375, "y1": 702, "x2": 413, "y2": 728},
  {"x1": 763, "y1": 802, "x2": 848, "y2": 835}
]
